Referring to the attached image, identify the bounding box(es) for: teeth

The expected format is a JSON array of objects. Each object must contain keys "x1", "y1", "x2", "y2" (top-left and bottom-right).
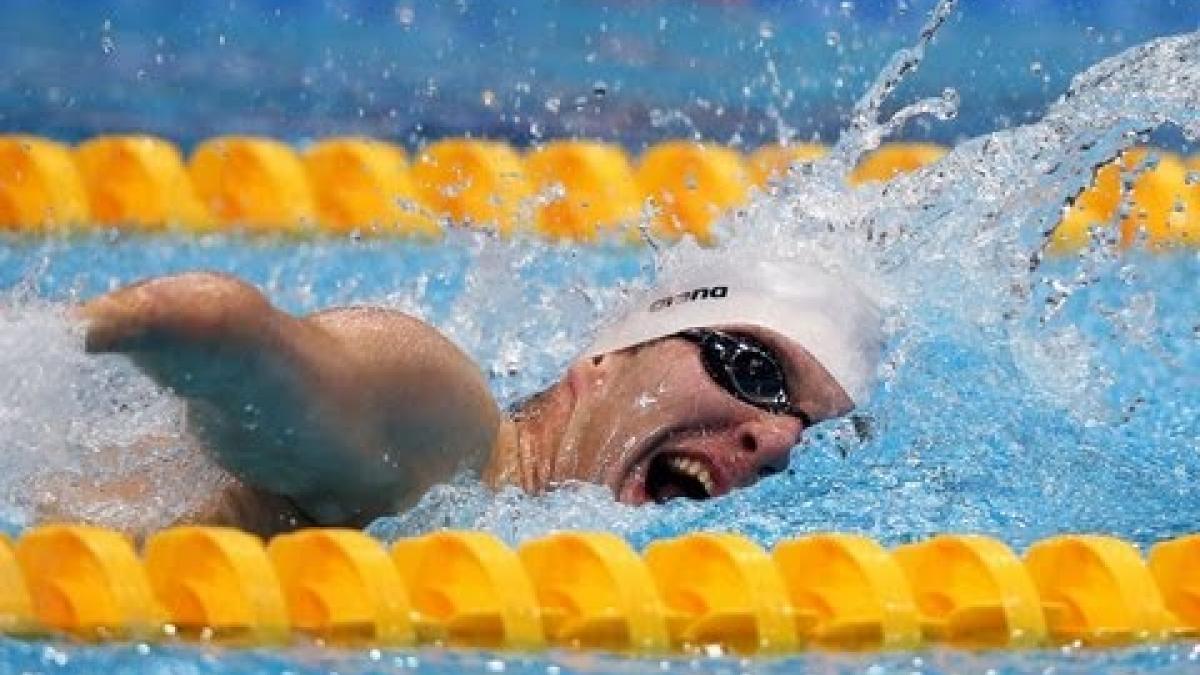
[{"x1": 668, "y1": 456, "x2": 716, "y2": 496}]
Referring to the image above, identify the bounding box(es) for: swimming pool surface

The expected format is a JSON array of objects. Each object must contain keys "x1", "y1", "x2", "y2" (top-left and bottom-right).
[
  {"x1": 0, "y1": 233, "x2": 1196, "y2": 672},
  {"x1": 2, "y1": 0, "x2": 1199, "y2": 672}
]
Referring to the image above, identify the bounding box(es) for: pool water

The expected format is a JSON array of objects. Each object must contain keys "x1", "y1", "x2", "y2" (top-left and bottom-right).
[{"x1": 2, "y1": 0, "x2": 1199, "y2": 673}]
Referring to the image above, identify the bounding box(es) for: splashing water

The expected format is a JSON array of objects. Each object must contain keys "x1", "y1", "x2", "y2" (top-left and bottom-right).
[
  {"x1": 0, "y1": 292, "x2": 230, "y2": 535},
  {"x1": 372, "y1": 13, "x2": 1200, "y2": 550}
]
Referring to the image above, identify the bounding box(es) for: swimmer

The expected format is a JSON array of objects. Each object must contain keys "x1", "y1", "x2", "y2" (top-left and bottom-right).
[{"x1": 71, "y1": 259, "x2": 882, "y2": 536}]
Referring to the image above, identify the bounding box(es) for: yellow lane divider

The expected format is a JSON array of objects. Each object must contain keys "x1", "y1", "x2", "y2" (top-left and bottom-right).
[
  {"x1": 15, "y1": 525, "x2": 162, "y2": 640},
  {"x1": 409, "y1": 139, "x2": 533, "y2": 236},
  {"x1": 303, "y1": 138, "x2": 439, "y2": 238},
  {"x1": 1051, "y1": 149, "x2": 1200, "y2": 253},
  {"x1": 392, "y1": 530, "x2": 542, "y2": 650},
  {"x1": 189, "y1": 136, "x2": 315, "y2": 232},
  {"x1": 0, "y1": 136, "x2": 88, "y2": 232},
  {"x1": 518, "y1": 531, "x2": 669, "y2": 653},
  {"x1": 0, "y1": 134, "x2": 1197, "y2": 251},
  {"x1": 75, "y1": 135, "x2": 210, "y2": 231},
  {"x1": 894, "y1": 534, "x2": 1046, "y2": 649},
  {"x1": 1149, "y1": 534, "x2": 1200, "y2": 638},
  {"x1": 774, "y1": 533, "x2": 921, "y2": 651},
  {"x1": 747, "y1": 142, "x2": 828, "y2": 187},
  {"x1": 636, "y1": 141, "x2": 750, "y2": 245},
  {"x1": 849, "y1": 142, "x2": 948, "y2": 184},
  {"x1": 645, "y1": 533, "x2": 797, "y2": 654},
  {"x1": 0, "y1": 525, "x2": 1196, "y2": 653},
  {"x1": 269, "y1": 528, "x2": 414, "y2": 645},
  {"x1": 1026, "y1": 535, "x2": 1178, "y2": 646},
  {"x1": 143, "y1": 526, "x2": 288, "y2": 644},
  {"x1": 525, "y1": 141, "x2": 642, "y2": 242},
  {"x1": 0, "y1": 535, "x2": 34, "y2": 636}
]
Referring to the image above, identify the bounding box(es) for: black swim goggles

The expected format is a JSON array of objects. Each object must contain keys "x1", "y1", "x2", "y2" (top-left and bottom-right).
[{"x1": 677, "y1": 328, "x2": 812, "y2": 427}]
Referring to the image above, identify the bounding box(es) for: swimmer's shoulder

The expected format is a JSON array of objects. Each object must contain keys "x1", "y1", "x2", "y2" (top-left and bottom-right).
[{"x1": 302, "y1": 306, "x2": 483, "y2": 382}]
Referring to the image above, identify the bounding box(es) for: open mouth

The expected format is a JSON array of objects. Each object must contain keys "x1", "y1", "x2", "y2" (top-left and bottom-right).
[{"x1": 643, "y1": 452, "x2": 718, "y2": 503}]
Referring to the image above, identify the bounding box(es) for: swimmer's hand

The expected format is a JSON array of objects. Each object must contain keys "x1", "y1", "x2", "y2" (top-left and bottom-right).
[{"x1": 80, "y1": 272, "x2": 503, "y2": 527}]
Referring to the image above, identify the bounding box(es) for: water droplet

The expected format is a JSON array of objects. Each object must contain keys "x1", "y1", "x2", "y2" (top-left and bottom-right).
[
  {"x1": 635, "y1": 393, "x2": 658, "y2": 408},
  {"x1": 592, "y1": 81, "x2": 608, "y2": 99},
  {"x1": 758, "y1": 21, "x2": 775, "y2": 40},
  {"x1": 394, "y1": 5, "x2": 415, "y2": 26},
  {"x1": 41, "y1": 646, "x2": 69, "y2": 666},
  {"x1": 825, "y1": 31, "x2": 841, "y2": 47},
  {"x1": 481, "y1": 89, "x2": 496, "y2": 107},
  {"x1": 1030, "y1": 61, "x2": 1043, "y2": 75}
]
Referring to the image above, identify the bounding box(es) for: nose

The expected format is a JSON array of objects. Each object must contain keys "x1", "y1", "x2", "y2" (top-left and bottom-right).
[{"x1": 735, "y1": 415, "x2": 804, "y2": 483}]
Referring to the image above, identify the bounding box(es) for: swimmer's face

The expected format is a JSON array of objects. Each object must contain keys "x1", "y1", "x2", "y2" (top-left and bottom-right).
[{"x1": 532, "y1": 326, "x2": 854, "y2": 504}]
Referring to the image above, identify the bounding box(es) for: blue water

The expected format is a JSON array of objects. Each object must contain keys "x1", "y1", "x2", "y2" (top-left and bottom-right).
[
  {"x1": 2, "y1": 0, "x2": 1200, "y2": 673},
  {"x1": 4, "y1": 235, "x2": 1198, "y2": 547},
  {"x1": 1, "y1": 0, "x2": 1196, "y2": 148},
  {"x1": 1, "y1": 234, "x2": 1197, "y2": 673},
  {"x1": 1, "y1": 636, "x2": 1199, "y2": 675}
]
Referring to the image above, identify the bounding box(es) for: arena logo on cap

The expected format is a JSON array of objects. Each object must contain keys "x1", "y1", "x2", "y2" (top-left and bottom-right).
[{"x1": 647, "y1": 285, "x2": 729, "y2": 312}]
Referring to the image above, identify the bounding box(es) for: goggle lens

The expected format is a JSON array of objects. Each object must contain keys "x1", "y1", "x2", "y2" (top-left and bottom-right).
[{"x1": 680, "y1": 329, "x2": 801, "y2": 421}]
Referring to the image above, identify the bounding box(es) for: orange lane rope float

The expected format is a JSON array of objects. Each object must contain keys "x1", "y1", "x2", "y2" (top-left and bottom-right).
[
  {"x1": 2, "y1": 134, "x2": 1193, "y2": 251},
  {"x1": 0, "y1": 524, "x2": 1195, "y2": 654}
]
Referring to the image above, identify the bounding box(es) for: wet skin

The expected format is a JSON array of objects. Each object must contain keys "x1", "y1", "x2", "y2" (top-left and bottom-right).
[
  {"x1": 75, "y1": 271, "x2": 853, "y2": 536},
  {"x1": 486, "y1": 326, "x2": 853, "y2": 504}
]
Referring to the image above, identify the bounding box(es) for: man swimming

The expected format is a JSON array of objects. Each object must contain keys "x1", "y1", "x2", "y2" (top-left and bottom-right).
[{"x1": 73, "y1": 258, "x2": 882, "y2": 536}]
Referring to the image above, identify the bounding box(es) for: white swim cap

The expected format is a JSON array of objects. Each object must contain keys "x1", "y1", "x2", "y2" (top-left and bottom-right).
[{"x1": 586, "y1": 259, "x2": 883, "y2": 404}]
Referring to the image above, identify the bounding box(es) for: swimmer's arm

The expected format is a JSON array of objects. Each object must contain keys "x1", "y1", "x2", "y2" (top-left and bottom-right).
[{"x1": 80, "y1": 272, "x2": 503, "y2": 526}]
